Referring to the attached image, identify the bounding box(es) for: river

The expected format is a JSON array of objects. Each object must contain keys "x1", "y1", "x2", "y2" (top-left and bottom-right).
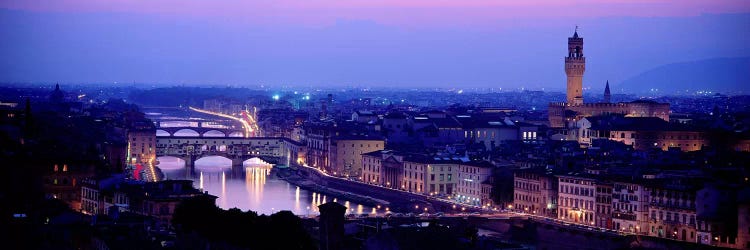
[{"x1": 156, "y1": 156, "x2": 376, "y2": 216}]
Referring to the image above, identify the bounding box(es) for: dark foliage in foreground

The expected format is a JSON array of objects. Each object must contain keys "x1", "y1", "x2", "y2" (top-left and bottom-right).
[{"x1": 172, "y1": 196, "x2": 315, "y2": 250}]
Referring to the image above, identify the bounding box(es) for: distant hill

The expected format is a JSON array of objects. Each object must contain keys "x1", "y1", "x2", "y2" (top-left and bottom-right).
[{"x1": 618, "y1": 57, "x2": 750, "y2": 94}]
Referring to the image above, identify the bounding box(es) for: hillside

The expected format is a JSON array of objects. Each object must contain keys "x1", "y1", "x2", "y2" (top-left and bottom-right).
[{"x1": 618, "y1": 57, "x2": 750, "y2": 94}]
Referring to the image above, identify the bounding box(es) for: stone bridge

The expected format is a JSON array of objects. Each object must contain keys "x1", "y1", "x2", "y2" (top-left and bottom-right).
[
  {"x1": 156, "y1": 127, "x2": 245, "y2": 138},
  {"x1": 156, "y1": 136, "x2": 305, "y2": 167}
]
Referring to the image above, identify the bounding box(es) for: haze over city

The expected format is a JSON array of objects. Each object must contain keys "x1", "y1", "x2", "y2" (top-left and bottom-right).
[{"x1": 1, "y1": 0, "x2": 749, "y2": 92}]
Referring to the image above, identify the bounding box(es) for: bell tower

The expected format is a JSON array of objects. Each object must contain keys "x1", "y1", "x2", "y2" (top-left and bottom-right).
[
  {"x1": 565, "y1": 27, "x2": 585, "y2": 105},
  {"x1": 604, "y1": 80, "x2": 611, "y2": 103}
]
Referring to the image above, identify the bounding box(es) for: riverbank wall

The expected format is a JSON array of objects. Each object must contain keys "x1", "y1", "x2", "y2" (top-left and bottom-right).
[
  {"x1": 278, "y1": 166, "x2": 388, "y2": 208},
  {"x1": 286, "y1": 165, "x2": 729, "y2": 249}
]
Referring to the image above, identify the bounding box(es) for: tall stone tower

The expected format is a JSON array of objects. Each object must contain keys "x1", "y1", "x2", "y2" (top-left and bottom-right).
[{"x1": 565, "y1": 29, "x2": 585, "y2": 105}]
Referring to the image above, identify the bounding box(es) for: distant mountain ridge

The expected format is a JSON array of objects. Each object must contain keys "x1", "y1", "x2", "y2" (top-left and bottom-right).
[{"x1": 618, "y1": 57, "x2": 750, "y2": 94}]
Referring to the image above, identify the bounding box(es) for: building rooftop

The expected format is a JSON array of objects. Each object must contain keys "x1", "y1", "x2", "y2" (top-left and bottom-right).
[
  {"x1": 331, "y1": 134, "x2": 385, "y2": 141},
  {"x1": 383, "y1": 112, "x2": 407, "y2": 119},
  {"x1": 587, "y1": 115, "x2": 669, "y2": 131},
  {"x1": 354, "y1": 110, "x2": 375, "y2": 116}
]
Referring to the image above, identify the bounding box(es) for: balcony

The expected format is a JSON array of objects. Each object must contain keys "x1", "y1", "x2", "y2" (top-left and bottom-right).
[
  {"x1": 651, "y1": 218, "x2": 691, "y2": 227},
  {"x1": 662, "y1": 219, "x2": 683, "y2": 225},
  {"x1": 650, "y1": 201, "x2": 695, "y2": 210},
  {"x1": 612, "y1": 212, "x2": 637, "y2": 221}
]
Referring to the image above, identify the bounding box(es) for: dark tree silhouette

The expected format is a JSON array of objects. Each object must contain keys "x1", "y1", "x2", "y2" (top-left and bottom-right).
[{"x1": 172, "y1": 196, "x2": 315, "y2": 249}]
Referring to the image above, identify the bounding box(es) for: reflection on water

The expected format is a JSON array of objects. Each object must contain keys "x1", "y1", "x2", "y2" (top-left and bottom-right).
[{"x1": 156, "y1": 156, "x2": 375, "y2": 215}]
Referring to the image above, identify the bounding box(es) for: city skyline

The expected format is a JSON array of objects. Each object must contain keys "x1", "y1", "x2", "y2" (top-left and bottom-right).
[{"x1": 4, "y1": 2, "x2": 750, "y2": 249}]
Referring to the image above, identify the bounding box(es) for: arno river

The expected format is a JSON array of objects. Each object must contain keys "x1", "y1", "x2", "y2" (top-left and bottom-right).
[{"x1": 156, "y1": 156, "x2": 375, "y2": 216}]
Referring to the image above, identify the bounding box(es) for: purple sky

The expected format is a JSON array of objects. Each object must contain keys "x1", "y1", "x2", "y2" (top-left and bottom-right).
[
  {"x1": 1, "y1": 0, "x2": 749, "y2": 90},
  {"x1": 3, "y1": 1, "x2": 748, "y2": 25}
]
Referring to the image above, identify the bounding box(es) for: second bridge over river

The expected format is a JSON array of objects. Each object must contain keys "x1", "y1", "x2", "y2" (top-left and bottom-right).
[{"x1": 156, "y1": 135, "x2": 305, "y2": 167}]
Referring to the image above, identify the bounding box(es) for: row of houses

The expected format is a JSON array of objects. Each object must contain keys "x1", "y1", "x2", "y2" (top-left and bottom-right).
[
  {"x1": 513, "y1": 168, "x2": 749, "y2": 248},
  {"x1": 81, "y1": 175, "x2": 215, "y2": 227},
  {"x1": 304, "y1": 110, "x2": 543, "y2": 178},
  {"x1": 568, "y1": 115, "x2": 710, "y2": 151},
  {"x1": 361, "y1": 150, "x2": 497, "y2": 207}
]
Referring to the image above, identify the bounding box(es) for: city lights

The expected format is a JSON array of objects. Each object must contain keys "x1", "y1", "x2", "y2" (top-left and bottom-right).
[{"x1": 4, "y1": 11, "x2": 745, "y2": 249}]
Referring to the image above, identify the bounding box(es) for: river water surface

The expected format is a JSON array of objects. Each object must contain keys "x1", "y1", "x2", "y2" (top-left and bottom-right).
[{"x1": 156, "y1": 156, "x2": 375, "y2": 216}]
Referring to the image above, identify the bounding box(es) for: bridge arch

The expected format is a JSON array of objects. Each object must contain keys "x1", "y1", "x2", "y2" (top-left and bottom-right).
[
  {"x1": 243, "y1": 157, "x2": 273, "y2": 166},
  {"x1": 195, "y1": 156, "x2": 233, "y2": 171},
  {"x1": 202, "y1": 130, "x2": 227, "y2": 137},
  {"x1": 156, "y1": 156, "x2": 185, "y2": 170},
  {"x1": 228, "y1": 131, "x2": 244, "y2": 138},
  {"x1": 173, "y1": 128, "x2": 200, "y2": 137},
  {"x1": 156, "y1": 129, "x2": 171, "y2": 137}
]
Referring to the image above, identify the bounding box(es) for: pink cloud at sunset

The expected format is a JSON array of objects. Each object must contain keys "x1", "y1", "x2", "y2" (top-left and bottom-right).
[{"x1": 2, "y1": 0, "x2": 749, "y2": 26}]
